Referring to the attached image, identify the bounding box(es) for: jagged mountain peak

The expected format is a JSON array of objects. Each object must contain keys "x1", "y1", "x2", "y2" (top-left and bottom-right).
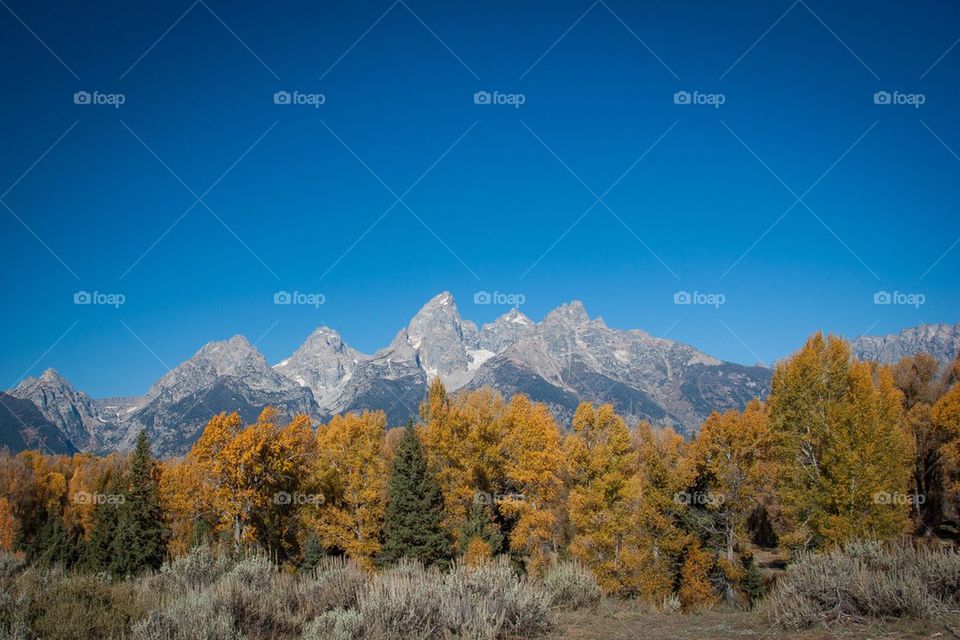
[
  {"x1": 15, "y1": 368, "x2": 71, "y2": 392},
  {"x1": 297, "y1": 326, "x2": 351, "y2": 351},
  {"x1": 146, "y1": 334, "x2": 291, "y2": 406},
  {"x1": 495, "y1": 308, "x2": 533, "y2": 326},
  {"x1": 195, "y1": 334, "x2": 261, "y2": 365},
  {"x1": 545, "y1": 300, "x2": 591, "y2": 324},
  {"x1": 39, "y1": 368, "x2": 68, "y2": 383},
  {"x1": 273, "y1": 326, "x2": 363, "y2": 407},
  {"x1": 405, "y1": 292, "x2": 464, "y2": 338},
  {"x1": 11, "y1": 366, "x2": 100, "y2": 451}
]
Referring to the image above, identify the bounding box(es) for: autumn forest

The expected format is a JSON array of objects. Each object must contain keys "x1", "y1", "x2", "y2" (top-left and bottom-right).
[{"x1": 2, "y1": 332, "x2": 960, "y2": 638}]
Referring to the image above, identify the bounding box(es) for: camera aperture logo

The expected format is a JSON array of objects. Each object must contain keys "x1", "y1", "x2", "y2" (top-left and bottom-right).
[
  {"x1": 673, "y1": 491, "x2": 725, "y2": 507},
  {"x1": 274, "y1": 290, "x2": 325, "y2": 308},
  {"x1": 873, "y1": 91, "x2": 925, "y2": 108},
  {"x1": 873, "y1": 290, "x2": 925, "y2": 308},
  {"x1": 273, "y1": 90, "x2": 326, "y2": 108},
  {"x1": 74, "y1": 290, "x2": 125, "y2": 308},
  {"x1": 474, "y1": 491, "x2": 525, "y2": 505},
  {"x1": 674, "y1": 290, "x2": 725, "y2": 308},
  {"x1": 73, "y1": 91, "x2": 125, "y2": 109},
  {"x1": 673, "y1": 90, "x2": 725, "y2": 108},
  {"x1": 273, "y1": 491, "x2": 325, "y2": 506},
  {"x1": 474, "y1": 291, "x2": 526, "y2": 306},
  {"x1": 873, "y1": 491, "x2": 924, "y2": 505},
  {"x1": 473, "y1": 90, "x2": 526, "y2": 109},
  {"x1": 73, "y1": 491, "x2": 124, "y2": 505}
]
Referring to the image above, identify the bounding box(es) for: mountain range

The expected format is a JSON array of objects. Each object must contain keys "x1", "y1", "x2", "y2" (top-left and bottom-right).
[{"x1": 3, "y1": 292, "x2": 958, "y2": 457}]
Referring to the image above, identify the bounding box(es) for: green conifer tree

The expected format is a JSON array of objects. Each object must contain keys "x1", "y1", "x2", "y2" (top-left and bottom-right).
[
  {"x1": 110, "y1": 431, "x2": 169, "y2": 576},
  {"x1": 380, "y1": 421, "x2": 451, "y2": 568},
  {"x1": 460, "y1": 499, "x2": 504, "y2": 555},
  {"x1": 83, "y1": 477, "x2": 122, "y2": 573}
]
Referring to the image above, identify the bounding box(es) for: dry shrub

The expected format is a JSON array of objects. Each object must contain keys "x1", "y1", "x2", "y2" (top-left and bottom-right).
[
  {"x1": 13, "y1": 569, "x2": 151, "y2": 640},
  {"x1": 763, "y1": 541, "x2": 960, "y2": 629},
  {"x1": 542, "y1": 560, "x2": 601, "y2": 609},
  {"x1": 133, "y1": 588, "x2": 237, "y2": 640},
  {"x1": 152, "y1": 545, "x2": 233, "y2": 592},
  {"x1": 301, "y1": 608, "x2": 362, "y2": 640},
  {"x1": 302, "y1": 556, "x2": 367, "y2": 614},
  {"x1": 307, "y1": 557, "x2": 554, "y2": 640},
  {"x1": 137, "y1": 552, "x2": 369, "y2": 640}
]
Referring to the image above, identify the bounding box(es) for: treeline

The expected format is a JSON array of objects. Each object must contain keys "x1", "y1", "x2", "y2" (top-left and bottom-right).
[{"x1": 1, "y1": 332, "x2": 959, "y2": 607}]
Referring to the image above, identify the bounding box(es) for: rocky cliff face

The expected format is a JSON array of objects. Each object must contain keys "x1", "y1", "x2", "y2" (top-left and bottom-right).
[
  {"x1": 0, "y1": 391, "x2": 75, "y2": 454},
  {"x1": 850, "y1": 323, "x2": 959, "y2": 370},
  {"x1": 13, "y1": 369, "x2": 103, "y2": 450}
]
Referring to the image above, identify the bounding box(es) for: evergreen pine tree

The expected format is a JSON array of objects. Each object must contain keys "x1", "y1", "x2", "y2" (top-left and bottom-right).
[
  {"x1": 84, "y1": 478, "x2": 122, "y2": 573},
  {"x1": 301, "y1": 532, "x2": 324, "y2": 572},
  {"x1": 460, "y1": 499, "x2": 504, "y2": 554},
  {"x1": 31, "y1": 510, "x2": 81, "y2": 568},
  {"x1": 111, "y1": 431, "x2": 169, "y2": 576},
  {"x1": 380, "y1": 421, "x2": 451, "y2": 568}
]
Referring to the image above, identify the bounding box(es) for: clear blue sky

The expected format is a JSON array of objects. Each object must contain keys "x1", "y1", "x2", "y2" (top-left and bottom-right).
[{"x1": 1, "y1": 0, "x2": 958, "y2": 397}]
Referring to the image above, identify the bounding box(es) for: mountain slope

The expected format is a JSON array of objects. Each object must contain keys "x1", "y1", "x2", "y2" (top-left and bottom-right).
[
  {"x1": 850, "y1": 322, "x2": 959, "y2": 370},
  {"x1": 0, "y1": 392, "x2": 75, "y2": 454},
  {"x1": 116, "y1": 335, "x2": 317, "y2": 455},
  {"x1": 466, "y1": 301, "x2": 769, "y2": 435},
  {"x1": 12, "y1": 369, "x2": 103, "y2": 450},
  {"x1": 276, "y1": 294, "x2": 772, "y2": 434}
]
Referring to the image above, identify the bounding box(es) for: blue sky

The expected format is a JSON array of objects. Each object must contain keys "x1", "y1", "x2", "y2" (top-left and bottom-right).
[{"x1": 1, "y1": 0, "x2": 958, "y2": 397}]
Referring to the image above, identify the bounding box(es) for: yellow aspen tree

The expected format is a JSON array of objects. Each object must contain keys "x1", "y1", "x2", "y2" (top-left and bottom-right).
[
  {"x1": 0, "y1": 497, "x2": 16, "y2": 551},
  {"x1": 633, "y1": 422, "x2": 692, "y2": 600},
  {"x1": 893, "y1": 354, "x2": 951, "y2": 533},
  {"x1": 420, "y1": 380, "x2": 506, "y2": 547},
  {"x1": 312, "y1": 411, "x2": 388, "y2": 568},
  {"x1": 565, "y1": 402, "x2": 643, "y2": 595},
  {"x1": 678, "y1": 540, "x2": 718, "y2": 610},
  {"x1": 456, "y1": 388, "x2": 506, "y2": 498},
  {"x1": 158, "y1": 457, "x2": 211, "y2": 556},
  {"x1": 685, "y1": 400, "x2": 773, "y2": 563},
  {"x1": 189, "y1": 411, "x2": 247, "y2": 545},
  {"x1": 421, "y1": 379, "x2": 471, "y2": 539},
  {"x1": 768, "y1": 334, "x2": 913, "y2": 548},
  {"x1": 189, "y1": 409, "x2": 317, "y2": 557},
  {"x1": 498, "y1": 394, "x2": 565, "y2": 575},
  {"x1": 932, "y1": 383, "x2": 960, "y2": 510}
]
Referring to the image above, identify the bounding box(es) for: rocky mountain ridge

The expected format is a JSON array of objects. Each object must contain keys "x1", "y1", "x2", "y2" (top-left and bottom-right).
[{"x1": 6, "y1": 293, "x2": 957, "y2": 457}]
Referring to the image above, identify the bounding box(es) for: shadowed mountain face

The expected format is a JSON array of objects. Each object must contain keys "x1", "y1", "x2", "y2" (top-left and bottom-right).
[
  {"x1": 0, "y1": 392, "x2": 75, "y2": 454},
  {"x1": 7, "y1": 292, "x2": 954, "y2": 457}
]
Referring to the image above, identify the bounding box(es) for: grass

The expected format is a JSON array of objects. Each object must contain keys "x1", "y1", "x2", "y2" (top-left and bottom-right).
[{"x1": 549, "y1": 600, "x2": 960, "y2": 640}]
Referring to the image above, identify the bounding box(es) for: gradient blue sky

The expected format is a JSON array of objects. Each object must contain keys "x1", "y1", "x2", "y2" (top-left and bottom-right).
[{"x1": 1, "y1": 0, "x2": 958, "y2": 398}]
